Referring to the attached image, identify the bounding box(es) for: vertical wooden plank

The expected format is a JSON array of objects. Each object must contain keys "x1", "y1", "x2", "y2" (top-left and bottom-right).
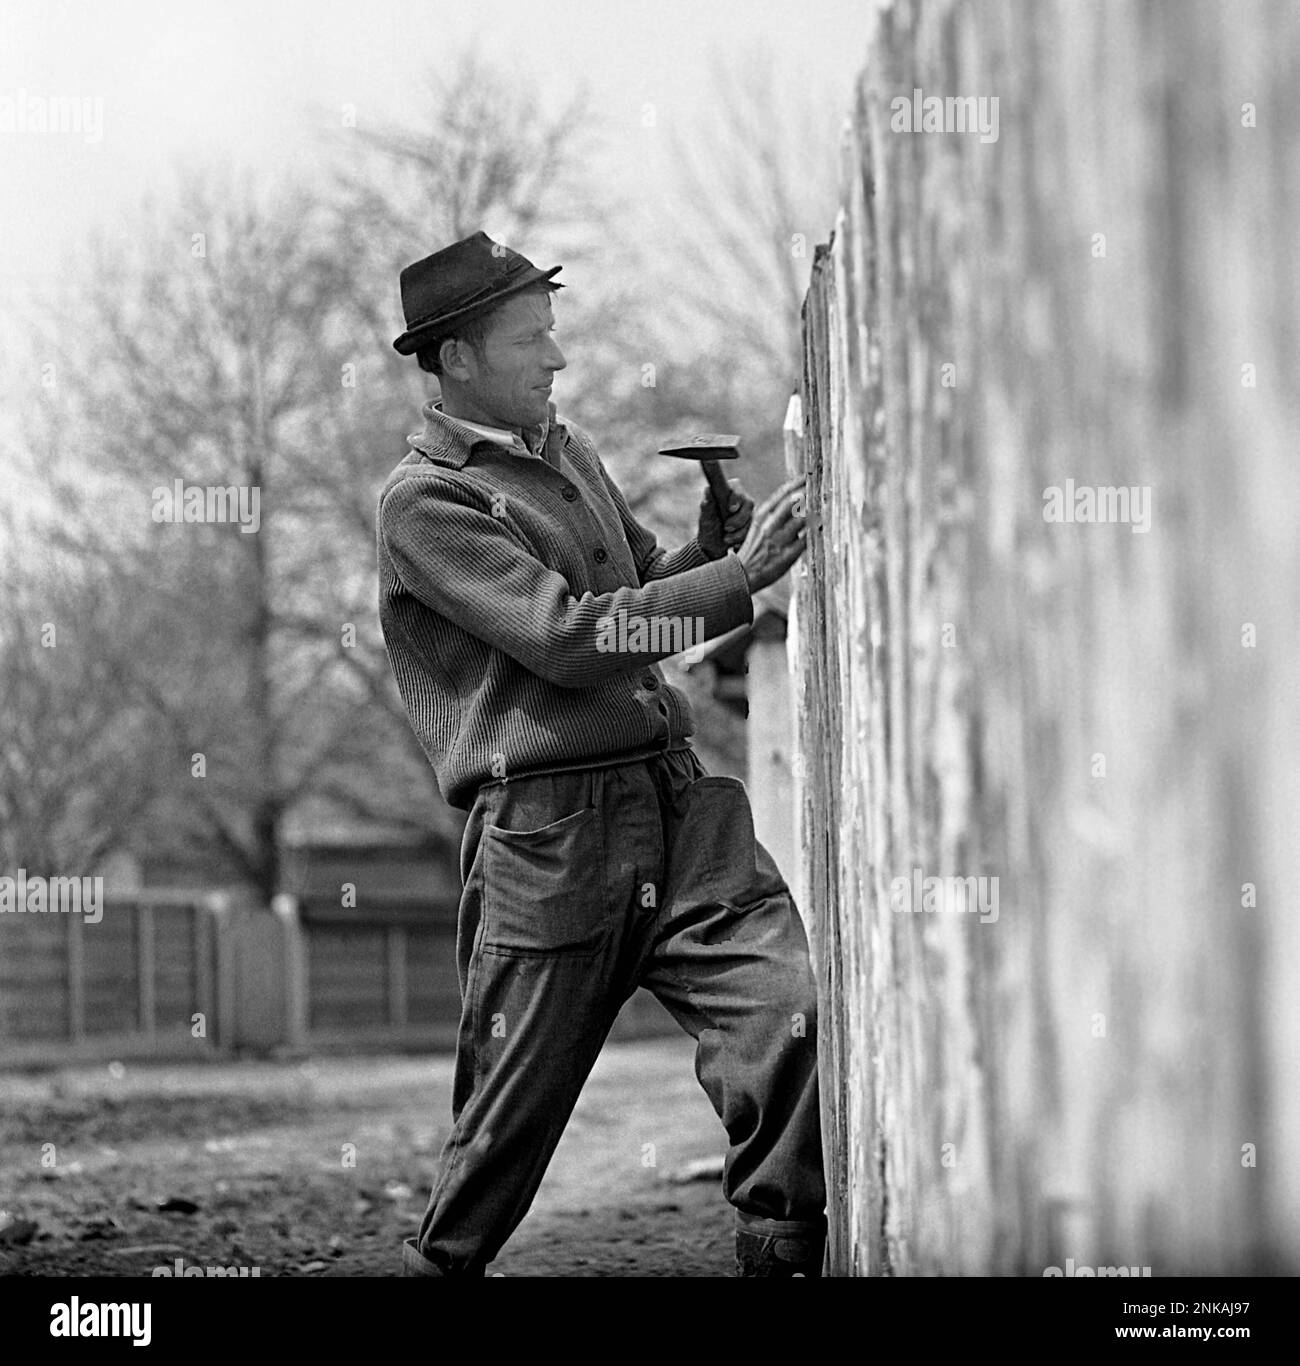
[
  {"x1": 272, "y1": 894, "x2": 309, "y2": 1049},
  {"x1": 783, "y1": 394, "x2": 808, "y2": 930},
  {"x1": 194, "y1": 900, "x2": 214, "y2": 1045},
  {"x1": 748, "y1": 633, "x2": 796, "y2": 917},
  {"x1": 66, "y1": 910, "x2": 84, "y2": 1043},
  {"x1": 136, "y1": 901, "x2": 155, "y2": 1034},
  {"x1": 208, "y1": 893, "x2": 236, "y2": 1051}
]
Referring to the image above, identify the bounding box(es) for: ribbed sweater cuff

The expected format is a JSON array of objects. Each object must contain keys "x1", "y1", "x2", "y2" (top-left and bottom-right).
[{"x1": 697, "y1": 550, "x2": 754, "y2": 636}]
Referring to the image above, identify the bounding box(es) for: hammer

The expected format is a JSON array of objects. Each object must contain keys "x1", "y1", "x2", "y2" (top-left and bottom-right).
[{"x1": 657, "y1": 433, "x2": 742, "y2": 526}]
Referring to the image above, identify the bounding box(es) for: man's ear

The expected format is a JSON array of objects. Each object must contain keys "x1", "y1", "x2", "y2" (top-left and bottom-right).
[{"x1": 439, "y1": 337, "x2": 473, "y2": 381}]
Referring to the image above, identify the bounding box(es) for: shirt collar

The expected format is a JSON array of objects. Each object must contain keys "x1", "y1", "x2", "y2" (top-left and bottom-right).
[{"x1": 406, "y1": 399, "x2": 552, "y2": 468}]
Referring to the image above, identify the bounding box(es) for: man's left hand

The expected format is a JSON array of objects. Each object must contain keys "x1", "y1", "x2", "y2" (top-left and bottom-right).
[{"x1": 697, "y1": 480, "x2": 755, "y2": 559}]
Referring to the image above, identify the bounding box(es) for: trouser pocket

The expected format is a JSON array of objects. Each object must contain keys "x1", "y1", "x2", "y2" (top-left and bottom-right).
[
  {"x1": 481, "y1": 804, "x2": 608, "y2": 956},
  {"x1": 663, "y1": 775, "x2": 789, "y2": 916}
]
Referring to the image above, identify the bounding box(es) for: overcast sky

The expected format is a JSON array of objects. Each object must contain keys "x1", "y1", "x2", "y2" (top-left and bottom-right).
[{"x1": 1, "y1": 0, "x2": 873, "y2": 296}]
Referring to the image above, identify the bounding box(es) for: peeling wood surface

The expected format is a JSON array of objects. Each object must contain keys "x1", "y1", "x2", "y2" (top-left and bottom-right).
[{"x1": 793, "y1": 0, "x2": 1300, "y2": 1275}]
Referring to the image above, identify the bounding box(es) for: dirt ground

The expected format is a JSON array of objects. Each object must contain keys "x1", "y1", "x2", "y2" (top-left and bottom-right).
[{"x1": 0, "y1": 1036, "x2": 735, "y2": 1277}]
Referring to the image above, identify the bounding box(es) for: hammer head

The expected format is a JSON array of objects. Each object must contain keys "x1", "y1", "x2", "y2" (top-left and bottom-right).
[{"x1": 657, "y1": 434, "x2": 742, "y2": 461}]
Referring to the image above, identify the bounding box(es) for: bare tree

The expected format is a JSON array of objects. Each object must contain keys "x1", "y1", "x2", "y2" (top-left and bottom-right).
[
  {"x1": 0, "y1": 507, "x2": 158, "y2": 872},
  {"x1": 7, "y1": 168, "x2": 447, "y2": 900},
  {"x1": 323, "y1": 52, "x2": 604, "y2": 364},
  {"x1": 651, "y1": 44, "x2": 841, "y2": 494},
  {"x1": 3, "y1": 59, "x2": 632, "y2": 898}
]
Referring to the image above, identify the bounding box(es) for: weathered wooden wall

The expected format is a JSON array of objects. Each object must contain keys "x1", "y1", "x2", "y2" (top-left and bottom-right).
[{"x1": 793, "y1": 0, "x2": 1300, "y2": 1275}]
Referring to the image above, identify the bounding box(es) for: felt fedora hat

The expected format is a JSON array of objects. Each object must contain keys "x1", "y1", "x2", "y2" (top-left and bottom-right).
[{"x1": 392, "y1": 231, "x2": 563, "y2": 355}]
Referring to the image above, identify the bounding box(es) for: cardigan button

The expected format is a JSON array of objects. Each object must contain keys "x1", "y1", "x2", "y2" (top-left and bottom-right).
[
  {"x1": 562, "y1": 486, "x2": 578, "y2": 501},
  {"x1": 642, "y1": 674, "x2": 659, "y2": 690},
  {"x1": 592, "y1": 546, "x2": 608, "y2": 563}
]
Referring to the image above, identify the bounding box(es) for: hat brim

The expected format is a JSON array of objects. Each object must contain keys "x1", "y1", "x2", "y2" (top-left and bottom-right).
[{"x1": 392, "y1": 265, "x2": 564, "y2": 355}]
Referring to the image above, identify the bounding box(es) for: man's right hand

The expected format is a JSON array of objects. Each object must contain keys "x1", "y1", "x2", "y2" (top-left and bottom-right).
[{"x1": 735, "y1": 476, "x2": 808, "y2": 593}]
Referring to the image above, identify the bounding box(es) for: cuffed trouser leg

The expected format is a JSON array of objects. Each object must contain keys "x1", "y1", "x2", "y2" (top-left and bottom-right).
[
  {"x1": 411, "y1": 962, "x2": 614, "y2": 1275},
  {"x1": 401, "y1": 1237, "x2": 445, "y2": 1276},
  {"x1": 409, "y1": 765, "x2": 642, "y2": 1276},
  {"x1": 635, "y1": 752, "x2": 827, "y2": 1239},
  {"x1": 734, "y1": 1211, "x2": 828, "y2": 1277}
]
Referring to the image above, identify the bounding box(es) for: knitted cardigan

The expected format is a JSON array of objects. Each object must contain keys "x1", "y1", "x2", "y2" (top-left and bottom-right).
[{"x1": 376, "y1": 398, "x2": 754, "y2": 809}]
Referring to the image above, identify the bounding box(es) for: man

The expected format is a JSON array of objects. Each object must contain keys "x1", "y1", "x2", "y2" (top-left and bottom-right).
[{"x1": 376, "y1": 231, "x2": 824, "y2": 1277}]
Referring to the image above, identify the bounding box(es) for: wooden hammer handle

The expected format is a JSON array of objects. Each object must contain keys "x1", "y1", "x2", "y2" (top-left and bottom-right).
[{"x1": 701, "y1": 459, "x2": 734, "y2": 524}]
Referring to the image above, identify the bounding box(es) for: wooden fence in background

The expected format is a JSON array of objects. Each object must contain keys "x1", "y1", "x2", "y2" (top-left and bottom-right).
[
  {"x1": 0, "y1": 891, "x2": 462, "y2": 1062},
  {"x1": 0, "y1": 892, "x2": 230, "y2": 1064},
  {"x1": 0, "y1": 890, "x2": 675, "y2": 1064},
  {"x1": 792, "y1": 0, "x2": 1300, "y2": 1275}
]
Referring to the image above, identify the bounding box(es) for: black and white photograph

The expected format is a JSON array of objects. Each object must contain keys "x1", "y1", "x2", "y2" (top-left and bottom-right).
[{"x1": 1, "y1": 0, "x2": 1296, "y2": 1338}]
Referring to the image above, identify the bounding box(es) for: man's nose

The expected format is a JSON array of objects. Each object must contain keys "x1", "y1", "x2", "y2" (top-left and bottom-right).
[{"x1": 544, "y1": 337, "x2": 566, "y2": 372}]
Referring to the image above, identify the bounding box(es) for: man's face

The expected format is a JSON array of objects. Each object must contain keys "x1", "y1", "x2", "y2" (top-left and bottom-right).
[{"x1": 456, "y1": 288, "x2": 566, "y2": 429}]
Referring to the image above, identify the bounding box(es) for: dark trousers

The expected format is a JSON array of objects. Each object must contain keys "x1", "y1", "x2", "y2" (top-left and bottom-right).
[{"x1": 404, "y1": 745, "x2": 826, "y2": 1275}]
